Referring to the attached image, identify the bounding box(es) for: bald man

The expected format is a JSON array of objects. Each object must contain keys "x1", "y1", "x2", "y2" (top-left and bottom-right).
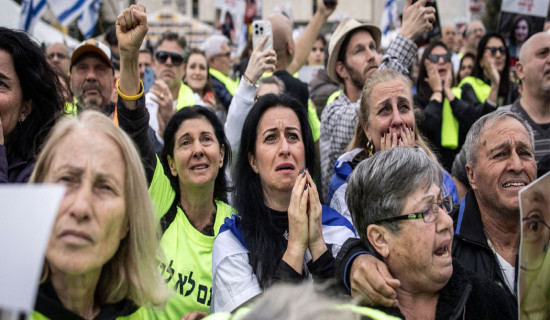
[{"x1": 267, "y1": 13, "x2": 309, "y2": 111}]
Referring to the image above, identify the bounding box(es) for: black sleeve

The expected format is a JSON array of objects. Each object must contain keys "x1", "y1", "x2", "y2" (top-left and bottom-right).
[
  {"x1": 307, "y1": 249, "x2": 335, "y2": 281},
  {"x1": 458, "y1": 84, "x2": 497, "y2": 125},
  {"x1": 272, "y1": 260, "x2": 306, "y2": 284},
  {"x1": 334, "y1": 238, "x2": 371, "y2": 293},
  {"x1": 116, "y1": 95, "x2": 157, "y2": 184},
  {"x1": 421, "y1": 99, "x2": 443, "y2": 136}
]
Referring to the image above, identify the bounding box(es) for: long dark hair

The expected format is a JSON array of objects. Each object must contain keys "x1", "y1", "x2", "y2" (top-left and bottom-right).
[
  {"x1": 471, "y1": 33, "x2": 511, "y2": 99},
  {"x1": 0, "y1": 27, "x2": 63, "y2": 162},
  {"x1": 509, "y1": 15, "x2": 533, "y2": 45},
  {"x1": 233, "y1": 94, "x2": 319, "y2": 289},
  {"x1": 416, "y1": 40, "x2": 453, "y2": 103},
  {"x1": 161, "y1": 106, "x2": 231, "y2": 203}
]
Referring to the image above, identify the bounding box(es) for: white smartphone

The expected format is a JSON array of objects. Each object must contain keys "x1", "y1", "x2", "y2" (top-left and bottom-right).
[{"x1": 252, "y1": 20, "x2": 273, "y2": 52}]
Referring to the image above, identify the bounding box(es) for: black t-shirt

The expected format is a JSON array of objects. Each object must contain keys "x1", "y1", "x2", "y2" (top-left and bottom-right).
[{"x1": 274, "y1": 70, "x2": 309, "y2": 112}]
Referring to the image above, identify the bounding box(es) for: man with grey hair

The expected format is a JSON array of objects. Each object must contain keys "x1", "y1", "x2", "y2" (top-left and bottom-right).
[
  {"x1": 334, "y1": 110, "x2": 535, "y2": 307},
  {"x1": 458, "y1": 20, "x2": 485, "y2": 58},
  {"x1": 201, "y1": 34, "x2": 237, "y2": 111}
]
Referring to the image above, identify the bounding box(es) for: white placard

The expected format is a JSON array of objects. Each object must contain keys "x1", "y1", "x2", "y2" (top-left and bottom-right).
[
  {"x1": 501, "y1": 0, "x2": 550, "y2": 18},
  {"x1": 0, "y1": 185, "x2": 65, "y2": 313}
]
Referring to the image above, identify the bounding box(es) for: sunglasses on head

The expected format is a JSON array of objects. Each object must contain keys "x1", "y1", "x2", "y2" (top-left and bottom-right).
[
  {"x1": 427, "y1": 53, "x2": 452, "y2": 63},
  {"x1": 485, "y1": 46, "x2": 506, "y2": 56},
  {"x1": 155, "y1": 51, "x2": 184, "y2": 66}
]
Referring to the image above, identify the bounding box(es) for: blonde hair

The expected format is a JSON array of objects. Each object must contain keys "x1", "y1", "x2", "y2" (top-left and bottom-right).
[
  {"x1": 349, "y1": 68, "x2": 439, "y2": 164},
  {"x1": 30, "y1": 111, "x2": 171, "y2": 307}
]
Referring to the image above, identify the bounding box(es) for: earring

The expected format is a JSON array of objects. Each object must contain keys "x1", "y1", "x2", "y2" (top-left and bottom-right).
[{"x1": 366, "y1": 140, "x2": 374, "y2": 158}]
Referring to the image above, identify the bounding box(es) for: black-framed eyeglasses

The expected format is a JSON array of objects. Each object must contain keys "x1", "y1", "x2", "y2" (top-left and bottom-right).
[
  {"x1": 521, "y1": 214, "x2": 550, "y2": 271},
  {"x1": 427, "y1": 53, "x2": 452, "y2": 63},
  {"x1": 155, "y1": 51, "x2": 184, "y2": 66},
  {"x1": 485, "y1": 46, "x2": 506, "y2": 57},
  {"x1": 374, "y1": 194, "x2": 454, "y2": 224}
]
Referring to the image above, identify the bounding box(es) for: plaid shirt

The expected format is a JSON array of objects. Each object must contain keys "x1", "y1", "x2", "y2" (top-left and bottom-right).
[{"x1": 319, "y1": 35, "x2": 417, "y2": 199}]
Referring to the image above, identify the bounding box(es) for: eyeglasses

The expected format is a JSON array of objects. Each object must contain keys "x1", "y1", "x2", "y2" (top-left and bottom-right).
[
  {"x1": 47, "y1": 52, "x2": 68, "y2": 60},
  {"x1": 485, "y1": 46, "x2": 506, "y2": 57},
  {"x1": 374, "y1": 194, "x2": 454, "y2": 224},
  {"x1": 521, "y1": 214, "x2": 550, "y2": 271},
  {"x1": 427, "y1": 53, "x2": 452, "y2": 63},
  {"x1": 155, "y1": 51, "x2": 184, "y2": 66},
  {"x1": 214, "y1": 52, "x2": 231, "y2": 59}
]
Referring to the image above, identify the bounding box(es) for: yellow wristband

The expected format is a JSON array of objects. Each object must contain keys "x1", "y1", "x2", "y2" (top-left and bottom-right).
[{"x1": 117, "y1": 79, "x2": 144, "y2": 101}]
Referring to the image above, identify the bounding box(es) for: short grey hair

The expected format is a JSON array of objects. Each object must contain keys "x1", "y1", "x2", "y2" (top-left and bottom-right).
[
  {"x1": 154, "y1": 31, "x2": 187, "y2": 54},
  {"x1": 258, "y1": 76, "x2": 286, "y2": 92},
  {"x1": 346, "y1": 147, "x2": 442, "y2": 252},
  {"x1": 464, "y1": 110, "x2": 535, "y2": 168},
  {"x1": 201, "y1": 34, "x2": 230, "y2": 60}
]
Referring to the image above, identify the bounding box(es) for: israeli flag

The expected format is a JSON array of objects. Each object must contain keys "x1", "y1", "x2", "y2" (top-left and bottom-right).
[
  {"x1": 380, "y1": 0, "x2": 399, "y2": 35},
  {"x1": 48, "y1": 0, "x2": 93, "y2": 27},
  {"x1": 77, "y1": 0, "x2": 101, "y2": 38},
  {"x1": 19, "y1": 0, "x2": 48, "y2": 32}
]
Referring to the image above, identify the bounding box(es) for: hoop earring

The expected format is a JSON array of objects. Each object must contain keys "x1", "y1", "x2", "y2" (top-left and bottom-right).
[{"x1": 366, "y1": 140, "x2": 374, "y2": 158}]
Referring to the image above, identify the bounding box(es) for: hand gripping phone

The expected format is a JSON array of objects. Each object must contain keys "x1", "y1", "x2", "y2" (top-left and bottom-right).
[{"x1": 252, "y1": 20, "x2": 273, "y2": 52}]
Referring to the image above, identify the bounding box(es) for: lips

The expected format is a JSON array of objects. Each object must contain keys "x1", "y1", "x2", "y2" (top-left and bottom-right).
[
  {"x1": 59, "y1": 230, "x2": 93, "y2": 243},
  {"x1": 191, "y1": 163, "x2": 209, "y2": 170},
  {"x1": 434, "y1": 239, "x2": 451, "y2": 257},
  {"x1": 275, "y1": 163, "x2": 295, "y2": 171}
]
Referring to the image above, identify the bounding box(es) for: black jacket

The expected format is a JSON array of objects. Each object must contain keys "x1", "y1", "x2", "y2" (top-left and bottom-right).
[
  {"x1": 335, "y1": 190, "x2": 518, "y2": 308},
  {"x1": 375, "y1": 259, "x2": 516, "y2": 320}
]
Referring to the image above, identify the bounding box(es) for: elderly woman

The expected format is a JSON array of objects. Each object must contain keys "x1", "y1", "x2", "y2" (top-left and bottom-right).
[
  {"x1": 29, "y1": 111, "x2": 170, "y2": 319},
  {"x1": 0, "y1": 27, "x2": 64, "y2": 183},
  {"x1": 210, "y1": 94, "x2": 355, "y2": 313},
  {"x1": 346, "y1": 147, "x2": 515, "y2": 319},
  {"x1": 327, "y1": 69, "x2": 458, "y2": 223}
]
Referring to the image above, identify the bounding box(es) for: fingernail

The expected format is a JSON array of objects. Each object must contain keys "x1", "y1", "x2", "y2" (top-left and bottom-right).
[
  {"x1": 387, "y1": 128, "x2": 390, "y2": 134},
  {"x1": 299, "y1": 167, "x2": 305, "y2": 174},
  {"x1": 308, "y1": 182, "x2": 311, "y2": 187},
  {"x1": 302, "y1": 171, "x2": 306, "y2": 178},
  {"x1": 405, "y1": 123, "x2": 408, "y2": 128},
  {"x1": 382, "y1": 133, "x2": 385, "y2": 138}
]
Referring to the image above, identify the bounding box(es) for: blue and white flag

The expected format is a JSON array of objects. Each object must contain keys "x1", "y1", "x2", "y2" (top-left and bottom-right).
[
  {"x1": 77, "y1": 0, "x2": 101, "y2": 38},
  {"x1": 47, "y1": 0, "x2": 92, "y2": 27},
  {"x1": 380, "y1": 0, "x2": 399, "y2": 36},
  {"x1": 19, "y1": 0, "x2": 48, "y2": 32}
]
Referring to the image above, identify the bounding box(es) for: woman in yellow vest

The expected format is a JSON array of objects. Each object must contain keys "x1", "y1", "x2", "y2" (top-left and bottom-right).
[
  {"x1": 416, "y1": 41, "x2": 475, "y2": 172},
  {"x1": 458, "y1": 33, "x2": 519, "y2": 112}
]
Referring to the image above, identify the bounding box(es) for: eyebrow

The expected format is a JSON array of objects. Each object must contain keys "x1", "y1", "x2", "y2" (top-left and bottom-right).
[
  {"x1": 488, "y1": 141, "x2": 531, "y2": 154},
  {"x1": 262, "y1": 126, "x2": 300, "y2": 136},
  {"x1": 376, "y1": 96, "x2": 410, "y2": 108},
  {"x1": 0, "y1": 72, "x2": 11, "y2": 81},
  {"x1": 528, "y1": 190, "x2": 547, "y2": 204}
]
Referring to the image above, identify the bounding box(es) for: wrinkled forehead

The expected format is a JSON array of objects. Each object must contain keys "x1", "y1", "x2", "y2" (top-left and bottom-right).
[{"x1": 480, "y1": 116, "x2": 533, "y2": 149}]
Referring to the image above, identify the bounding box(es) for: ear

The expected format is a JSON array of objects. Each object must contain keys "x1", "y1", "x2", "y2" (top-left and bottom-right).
[
  {"x1": 367, "y1": 225, "x2": 390, "y2": 258},
  {"x1": 119, "y1": 218, "x2": 130, "y2": 240},
  {"x1": 248, "y1": 152, "x2": 258, "y2": 174},
  {"x1": 219, "y1": 144, "x2": 225, "y2": 168},
  {"x1": 19, "y1": 100, "x2": 32, "y2": 122},
  {"x1": 362, "y1": 122, "x2": 371, "y2": 142},
  {"x1": 515, "y1": 61, "x2": 525, "y2": 82},
  {"x1": 286, "y1": 41, "x2": 293, "y2": 58},
  {"x1": 335, "y1": 61, "x2": 348, "y2": 80},
  {"x1": 465, "y1": 163, "x2": 476, "y2": 192},
  {"x1": 167, "y1": 155, "x2": 178, "y2": 177}
]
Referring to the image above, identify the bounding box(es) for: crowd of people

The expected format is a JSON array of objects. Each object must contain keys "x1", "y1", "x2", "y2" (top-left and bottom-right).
[{"x1": 1, "y1": 0, "x2": 549, "y2": 319}]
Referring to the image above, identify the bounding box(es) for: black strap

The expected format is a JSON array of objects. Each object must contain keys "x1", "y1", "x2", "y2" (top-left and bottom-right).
[{"x1": 160, "y1": 200, "x2": 179, "y2": 235}]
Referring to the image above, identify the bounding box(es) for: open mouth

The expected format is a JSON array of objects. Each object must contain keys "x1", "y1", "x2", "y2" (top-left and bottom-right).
[
  {"x1": 275, "y1": 163, "x2": 295, "y2": 172},
  {"x1": 502, "y1": 182, "x2": 527, "y2": 188},
  {"x1": 191, "y1": 164, "x2": 209, "y2": 170},
  {"x1": 434, "y1": 245, "x2": 450, "y2": 257}
]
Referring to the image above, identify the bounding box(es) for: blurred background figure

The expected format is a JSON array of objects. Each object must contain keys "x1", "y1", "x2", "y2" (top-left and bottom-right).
[
  {"x1": 506, "y1": 15, "x2": 534, "y2": 66},
  {"x1": 46, "y1": 42, "x2": 70, "y2": 76},
  {"x1": 307, "y1": 35, "x2": 327, "y2": 66},
  {"x1": 455, "y1": 52, "x2": 475, "y2": 85}
]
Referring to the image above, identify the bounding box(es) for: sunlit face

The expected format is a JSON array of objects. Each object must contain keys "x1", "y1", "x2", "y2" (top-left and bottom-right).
[
  {"x1": 515, "y1": 19, "x2": 529, "y2": 43},
  {"x1": 519, "y1": 175, "x2": 550, "y2": 319},
  {"x1": 467, "y1": 117, "x2": 537, "y2": 218},
  {"x1": 427, "y1": 45, "x2": 451, "y2": 81},
  {"x1": 384, "y1": 183, "x2": 454, "y2": 293},
  {"x1": 0, "y1": 50, "x2": 30, "y2": 144},
  {"x1": 249, "y1": 106, "x2": 306, "y2": 196},
  {"x1": 153, "y1": 40, "x2": 185, "y2": 90},
  {"x1": 138, "y1": 51, "x2": 152, "y2": 80},
  {"x1": 339, "y1": 30, "x2": 379, "y2": 91},
  {"x1": 168, "y1": 117, "x2": 224, "y2": 190},
  {"x1": 364, "y1": 79, "x2": 415, "y2": 152},
  {"x1": 184, "y1": 53, "x2": 208, "y2": 95},
  {"x1": 70, "y1": 54, "x2": 114, "y2": 111},
  {"x1": 45, "y1": 129, "x2": 128, "y2": 276},
  {"x1": 308, "y1": 39, "x2": 326, "y2": 66},
  {"x1": 481, "y1": 37, "x2": 506, "y2": 73},
  {"x1": 459, "y1": 56, "x2": 474, "y2": 81}
]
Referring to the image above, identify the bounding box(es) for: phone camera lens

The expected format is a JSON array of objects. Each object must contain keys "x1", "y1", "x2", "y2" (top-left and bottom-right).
[
  {"x1": 260, "y1": 27, "x2": 263, "y2": 32},
  {"x1": 255, "y1": 30, "x2": 259, "y2": 34}
]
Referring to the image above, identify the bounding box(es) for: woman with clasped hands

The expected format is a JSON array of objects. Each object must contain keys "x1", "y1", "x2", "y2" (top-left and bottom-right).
[{"x1": 346, "y1": 147, "x2": 516, "y2": 319}]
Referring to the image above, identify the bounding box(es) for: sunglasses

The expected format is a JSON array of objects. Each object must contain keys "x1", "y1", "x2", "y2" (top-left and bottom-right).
[
  {"x1": 214, "y1": 52, "x2": 231, "y2": 58},
  {"x1": 155, "y1": 51, "x2": 184, "y2": 66},
  {"x1": 485, "y1": 46, "x2": 506, "y2": 56},
  {"x1": 427, "y1": 53, "x2": 452, "y2": 63}
]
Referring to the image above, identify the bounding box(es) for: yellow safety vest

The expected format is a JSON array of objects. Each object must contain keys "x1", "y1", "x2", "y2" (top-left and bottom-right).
[
  {"x1": 325, "y1": 90, "x2": 343, "y2": 106},
  {"x1": 209, "y1": 68, "x2": 239, "y2": 96},
  {"x1": 175, "y1": 82, "x2": 197, "y2": 110},
  {"x1": 441, "y1": 87, "x2": 462, "y2": 150}
]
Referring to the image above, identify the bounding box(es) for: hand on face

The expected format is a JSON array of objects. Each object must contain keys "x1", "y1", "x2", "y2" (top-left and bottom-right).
[
  {"x1": 483, "y1": 54, "x2": 501, "y2": 86},
  {"x1": 424, "y1": 60, "x2": 443, "y2": 92},
  {"x1": 442, "y1": 63, "x2": 453, "y2": 90},
  {"x1": 287, "y1": 168, "x2": 310, "y2": 253},
  {"x1": 380, "y1": 125, "x2": 415, "y2": 151}
]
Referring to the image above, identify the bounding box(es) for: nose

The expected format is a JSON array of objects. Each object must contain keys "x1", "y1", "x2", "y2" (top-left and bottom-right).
[
  {"x1": 192, "y1": 142, "x2": 205, "y2": 158},
  {"x1": 390, "y1": 109, "x2": 404, "y2": 128},
  {"x1": 507, "y1": 150, "x2": 524, "y2": 173},
  {"x1": 436, "y1": 205, "x2": 454, "y2": 234},
  {"x1": 278, "y1": 135, "x2": 291, "y2": 157},
  {"x1": 68, "y1": 184, "x2": 92, "y2": 222}
]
